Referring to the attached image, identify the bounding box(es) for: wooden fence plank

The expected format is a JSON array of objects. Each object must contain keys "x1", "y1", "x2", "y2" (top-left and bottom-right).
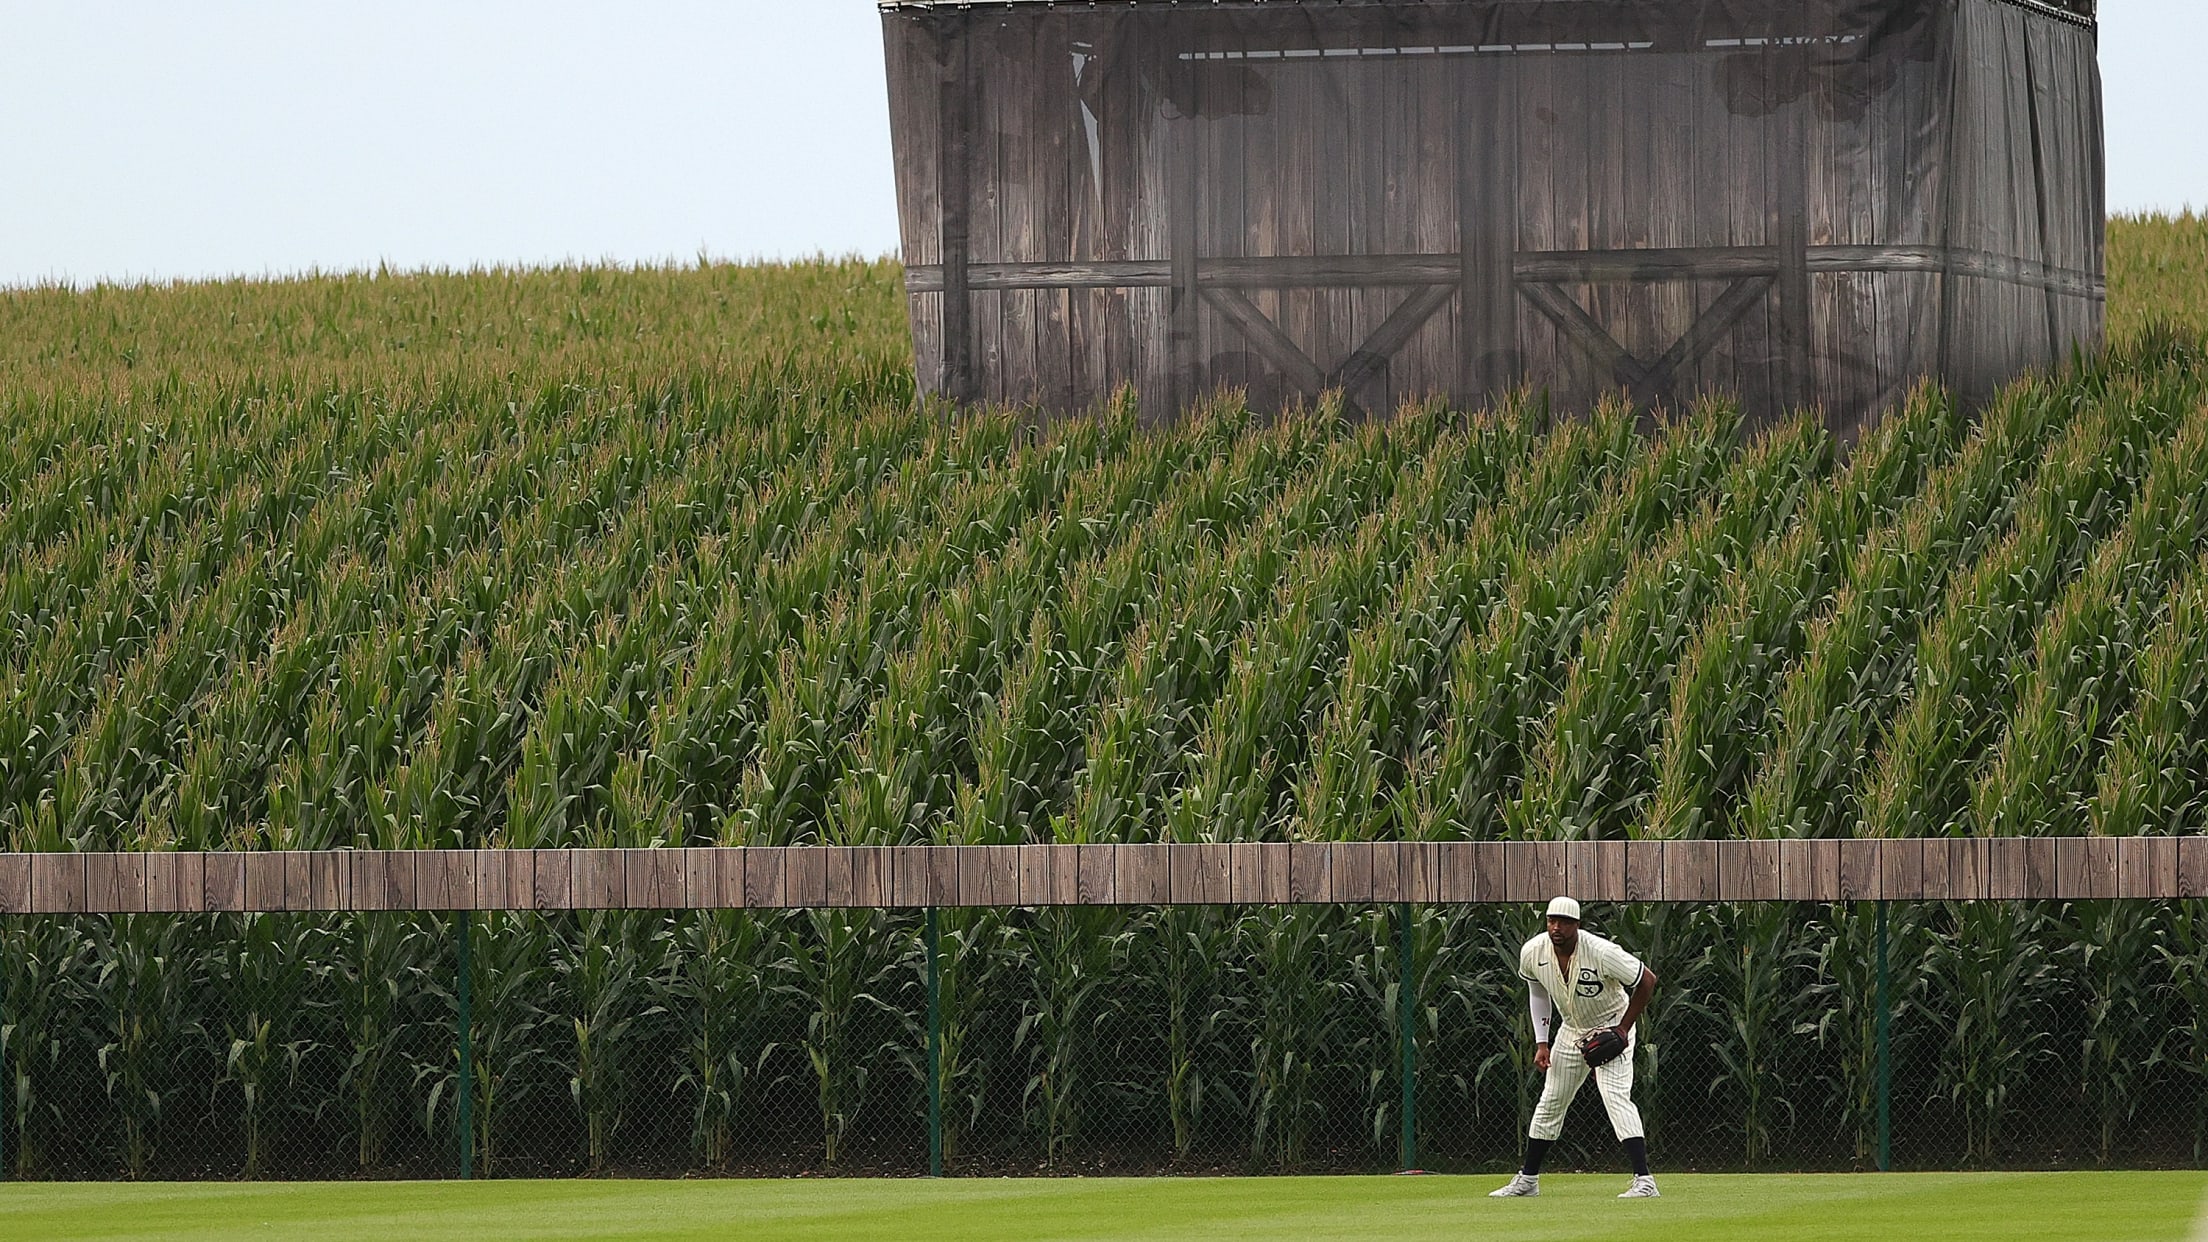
[
  {"x1": 146, "y1": 852, "x2": 205, "y2": 913},
  {"x1": 1192, "y1": 843, "x2": 1231, "y2": 904},
  {"x1": 1774, "y1": 841, "x2": 1810, "y2": 900},
  {"x1": 1986, "y1": 838, "x2": 2027, "y2": 900},
  {"x1": 576, "y1": 849, "x2": 625, "y2": 909},
  {"x1": 1227, "y1": 843, "x2": 1264, "y2": 904},
  {"x1": 2181, "y1": 837, "x2": 2208, "y2": 899},
  {"x1": 1256, "y1": 842, "x2": 1292, "y2": 904},
  {"x1": 1049, "y1": 844, "x2": 1084, "y2": 905},
  {"x1": 306, "y1": 851, "x2": 347, "y2": 910},
  {"x1": 1837, "y1": 840, "x2": 1881, "y2": 901},
  {"x1": 1369, "y1": 842, "x2": 1407, "y2": 903},
  {"x1": 2057, "y1": 836, "x2": 2116, "y2": 900},
  {"x1": 1117, "y1": 843, "x2": 1170, "y2": 905},
  {"x1": 1570, "y1": 841, "x2": 1626, "y2": 902},
  {"x1": 1432, "y1": 843, "x2": 1469, "y2": 903},
  {"x1": 1471, "y1": 842, "x2": 1510, "y2": 902},
  {"x1": 626, "y1": 849, "x2": 685, "y2": 909},
  {"x1": 204, "y1": 852, "x2": 247, "y2": 913},
  {"x1": 87, "y1": 854, "x2": 147, "y2": 914},
  {"x1": 2147, "y1": 837, "x2": 2180, "y2": 899},
  {"x1": 2116, "y1": 837, "x2": 2164, "y2": 899},
  {"x1": 1405, "y1": 842, "x2": 1441, "y2": 904},
  {"x1": 1717, "y1": 841, "x2": 1750, "y2": 901},
  {"x1": 1664, "y1": 841, "x2": 1718, "y2": 901},
  {"x1": 244, "y1": 852, "x2": 289, "y2": 911},
  {"x1": 1749, "y1": 840, "x2": 1782, "y2": 900},
  {"x1": 975, "y1": 845, "x2": 1021, "y2": 906},
  {"x1": 477, "y1": 849, "x2": 529, "y2": 910},
  {"x1": 682, "y1": 849, "x2": 721, "y2": 909},
  {"x1": 929, "y1": 845, "x2": 962, "y2": 908},
  {"x1": 1625, "y1": 841, "x2": 1665, "y2": 901},
  {"x1": 0, "y1": 854, "x2": 28, "y2": 914},
  {"x1": 852, "y1": 846, "x2": 892, "y2": 907},
  {"x1": 343, "y1": 852, "x2": 382, "y2": 912},
  {"x1": 31, "y1": 853, "x2": 89, "y2": 914},
  {"x1": 1077, "y1": 844, "x2": 1118, "y2": 905},
  {"x1": 714, "y1": 848, "x2": 750, "y2": 909},
  {"x1": 1947, "y1": 837, "x2": 1987, "y2": 901},
  {"x1": 1330, "y1": 842, "x2": 1376, "y2": 903},
  {"x1": 786, "y1": 847, "x2": 830, "y2": 909},
  {"x1": 531, "y1": 849, "x2": 572, "y2": 911},
  {"x1": 1922, "y1": 838, "x2": 1952, "y2": 899},
  {"x1": 419, "y1": 851, "x2": 476, "y2": 911},
  {"x1": 1170, "y1": 844, "x2": 1203, "y2": 905},
  {"x1": 2024, "y1": 837, "x2": 2057, "y2": 899},
  {"x1": 1019, "y1": 844, "x2": 1053, "y2": 906},
  {"x1": 746, "y1": 847, "x2": 790, "y2": 909},
  {"x1": 1878, "y1": 839, "x2": 1924, "y2": 901},
  {"x1": 1289, "y1": 843, "x2": 1331, "y2": 903},
  {"x1": 1507, "y1": 842, "x2": 1565, "y2": 904},
  {"x1": 825, "y1": 846, "x2": 856, "y2": 908},
  {"x1": 1560, "y1": 842, "x2": 1595, "y2": 902}
]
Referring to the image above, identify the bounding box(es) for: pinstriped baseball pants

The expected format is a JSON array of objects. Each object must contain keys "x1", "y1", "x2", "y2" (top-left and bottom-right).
[{"x1": 1528, "y1": 1027, "x2": 1644, "y2": 1141}]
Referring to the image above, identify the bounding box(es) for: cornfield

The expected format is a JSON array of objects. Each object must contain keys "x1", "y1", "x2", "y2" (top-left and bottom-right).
[{"x1": 2, "y1": 218, "x2": 2206, "y2": 1178}]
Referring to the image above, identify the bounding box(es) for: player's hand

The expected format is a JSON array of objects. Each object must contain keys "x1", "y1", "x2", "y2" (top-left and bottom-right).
[{"x1": 1534, "y1": 1043, "x2": 1552, "y2": 1071}]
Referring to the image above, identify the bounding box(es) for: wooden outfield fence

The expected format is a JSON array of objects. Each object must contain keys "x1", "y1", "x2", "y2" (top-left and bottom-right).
[{"x1": 2, "y1": 839, "x2": 2204, "y2": 915}]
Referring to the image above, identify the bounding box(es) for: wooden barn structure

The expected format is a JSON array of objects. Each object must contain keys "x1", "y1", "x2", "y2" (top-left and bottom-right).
[{"x1": 880, "y1": 0, "x2": 2103, "y2": 433}]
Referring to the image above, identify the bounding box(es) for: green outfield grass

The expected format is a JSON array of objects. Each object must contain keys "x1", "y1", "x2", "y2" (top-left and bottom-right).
[{"x1": 1, "y1": 1173, "x2": 2201, "y2": 1242}]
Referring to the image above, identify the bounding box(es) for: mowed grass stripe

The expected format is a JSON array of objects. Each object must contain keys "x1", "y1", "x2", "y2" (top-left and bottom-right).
[{"x1": 1, "y1": 1173, "x2": 2200, "y2": 1242}]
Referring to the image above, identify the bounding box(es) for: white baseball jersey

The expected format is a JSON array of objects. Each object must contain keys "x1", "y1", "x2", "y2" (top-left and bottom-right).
[{"x1": 1518, "y1": 929, "x2": 1646, "y2": 1033}]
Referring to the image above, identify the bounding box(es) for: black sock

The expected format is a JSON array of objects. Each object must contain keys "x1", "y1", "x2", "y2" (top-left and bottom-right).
[
  {"x1": 1623, "y1": 1136, "x2": 1649, "y2": 1177},
  {"x1": 1522, "y1": 1138, "x2": 1553, "y2": 1176}
]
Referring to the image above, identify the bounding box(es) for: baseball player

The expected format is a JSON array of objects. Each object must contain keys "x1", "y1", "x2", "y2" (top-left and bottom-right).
[{"x1": 1489, "y1": 896, "x2": 1660, "y2": 1199}]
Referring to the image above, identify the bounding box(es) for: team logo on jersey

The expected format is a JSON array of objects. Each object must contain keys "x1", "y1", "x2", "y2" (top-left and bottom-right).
[{"x1": 1575, "y1": 968, "x2": 1602, "y2": 997}]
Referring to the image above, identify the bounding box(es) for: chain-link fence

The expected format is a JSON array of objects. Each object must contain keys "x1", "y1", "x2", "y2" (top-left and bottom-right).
[{"x1": 5, "y1": 900, "x2": 2206, "y2": 1180}]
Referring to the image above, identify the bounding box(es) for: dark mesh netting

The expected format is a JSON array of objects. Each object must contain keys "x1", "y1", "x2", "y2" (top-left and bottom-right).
[{"x1": 882, "y1": 0, "x2": 2103, "y2": 434}]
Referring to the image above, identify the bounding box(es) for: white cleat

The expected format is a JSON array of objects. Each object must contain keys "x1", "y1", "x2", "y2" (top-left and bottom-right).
[
  {"x1": 1488, "y1": 1173, "x2": 1540, "y2": 1197},
  {"x1": 1618, "y1": 1175, "x2": 1661, "y2": 1198}
]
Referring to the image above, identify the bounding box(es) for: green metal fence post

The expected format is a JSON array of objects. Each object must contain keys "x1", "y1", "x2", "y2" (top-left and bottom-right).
[
  {"x1": 1398, "y1": 902, "x2": 1417, "y2": 1172},
  {"x1": 1875, "y1": 900, "x2": 1891, "y2": 1173},
  {"x1": 926, "y1": 907, "x2": 943, "y2": 1178},
  {"x1": 457, "y1": 912, "x2": 474, "y2": 1181}
]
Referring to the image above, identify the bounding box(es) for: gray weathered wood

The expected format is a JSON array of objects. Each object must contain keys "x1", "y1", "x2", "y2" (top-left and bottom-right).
[
  {"x1": 1664, "y1": 841, "x2": 1719, "y2": 902},
  {"x1": 626, "y1": 849, "x2": 685, "y2": 909},
  {"x1": 1118, "y1": 843, "x2": 1170, "y2": 905},
  {"x1": 747, "y1": 847, "x2": 790, "y2": 909},
  {"x1": 1077, "y1": 844, "x2": 1119, "y2": 906},
  {"x1": 684, "y1": 848, "x2": 723, "y2": 910},
  {"x1": 1, "y1": 839, "x2": 2186, "y2": 913},
  {"x1": 146, "y1": 852, "x2": 206, "y2": 913},
  {"x1": 786, "y1": 846, "x2": 830, "y2": 908},
  {"x1": 1837, "y1": 840, "x2": 1882, "y2": 901},
  {"x1": 852, "y1": 846, "x2": 893, "y2": 908},
  {"x1": 532, "y1": 849, "x2": 572, "y2": 911},
  {"x1": 1288, "y1": 844, "x2": 1331, "y2": 903},
  {"x1": 1625, "y1": 841, "x2": 1666, "y2": 902},
  {"x1": 204, "y1": 852, "x2": 247, "y2": 912},
  {"x1": 2181, "y1": 836, "x2": 2208, "y2": 899},
  {"x1": 0, "y1": 853, "x2": 28, "y2": 914},
  {"x1": 565, "y1": 850, "x2": 620, "y2": 910},
  {"x1": 1877, "y1": 839, "x2": 1923, "y2": 901},
  {"x1": 88, "y1": 853, "x2": 148, "y2": 914}
]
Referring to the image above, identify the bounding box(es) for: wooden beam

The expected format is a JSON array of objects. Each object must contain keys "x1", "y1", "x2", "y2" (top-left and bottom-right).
[
  {"x1": 0, "y1": 841, "x2": 2189, "y2": 912},
  {"x1": 1200, "y1": 287, "x2": 1332, "y2": 400}
]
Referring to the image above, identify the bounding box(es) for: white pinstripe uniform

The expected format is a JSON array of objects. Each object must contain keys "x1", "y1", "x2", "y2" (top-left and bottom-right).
[{"x1": 1519, "y1": 929, "x2": 1647, "y2": 1142}]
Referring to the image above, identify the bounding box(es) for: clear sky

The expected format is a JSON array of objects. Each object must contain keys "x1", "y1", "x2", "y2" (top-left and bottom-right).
[{"x1": 1, "y1": 1, "x2": 2200, "y2": 289}]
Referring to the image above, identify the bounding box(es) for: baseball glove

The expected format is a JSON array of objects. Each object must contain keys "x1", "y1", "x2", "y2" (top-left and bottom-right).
[{"x1": 1578, "y1": 1027, "x2": 1628, "y2": 1068}]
